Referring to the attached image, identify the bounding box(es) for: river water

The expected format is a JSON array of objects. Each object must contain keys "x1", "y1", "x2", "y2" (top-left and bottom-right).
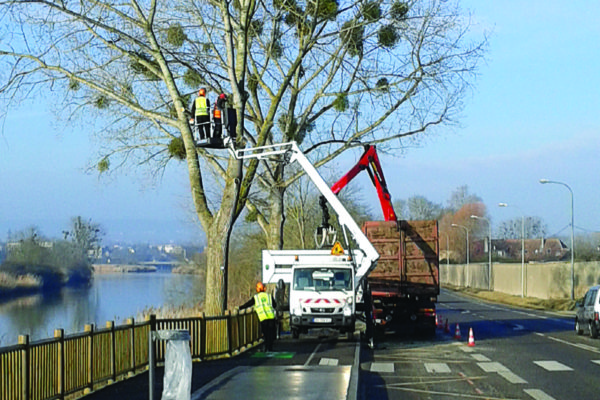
[{"x1": 0, "y1": 272, "x2": 204, "y2": 346}]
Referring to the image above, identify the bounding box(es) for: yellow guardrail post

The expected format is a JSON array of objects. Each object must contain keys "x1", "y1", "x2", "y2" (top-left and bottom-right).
[
  {"x1": 54, "y1": 329, "x2": 65, "y2": 399},
  {"x1": 84, "y1": 324, "x2": 94, "y2": 394},
  {"x1": 18, "y1": 334, "x2": 30, "y2": 400},
  {"x1": 106, "y1": 321, "x2": 116, "y2": 382}
]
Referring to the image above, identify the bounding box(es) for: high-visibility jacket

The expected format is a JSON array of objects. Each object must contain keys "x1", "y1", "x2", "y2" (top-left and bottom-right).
[
  {"x1": 194, "y1": 96, "x2": 209, "y2": 117},
  {"x1": 253, "y1": 292, "x2": 275, "y2": 322},
  {"x1": 213, "y1": 107, "x2": 221, "y2": 119}
]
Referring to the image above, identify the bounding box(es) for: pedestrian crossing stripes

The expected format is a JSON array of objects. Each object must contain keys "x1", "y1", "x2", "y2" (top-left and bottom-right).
[
  {"x1": 424, "y1": 363, "x2": 451, "y2": 373},
  {"x1": 533, "y1": 361, "x2": 573, "y2": 372},
  {"x1": 370, "y1": 362, "x2": 394, "y2": 373},
  {"x1": 367, "y1": 358, "x2": 600, "y2": 375},
  {"x1": 524, "y1": 388, "x2": 557, "y2": 400},
  {"x1": 319, "y1": 358, "x2": 339, "y2": 366},
  {"x1": 471, "y1": 353, "x2": 491, "y2": 362},
  {"x1": 498, "y1": 371, "x2": 527, "y2": 384}
]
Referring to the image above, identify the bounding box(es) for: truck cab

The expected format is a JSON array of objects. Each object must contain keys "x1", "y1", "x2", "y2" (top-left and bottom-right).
[{"x1": 263, "y1": 249, "x2": 364, "y2": 339}]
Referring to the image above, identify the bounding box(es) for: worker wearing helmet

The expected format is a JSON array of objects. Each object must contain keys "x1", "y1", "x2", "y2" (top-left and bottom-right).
[
  {"x1": 212, "y1": 93, "x2": 227, "y2": 137},
  {"x1": 189, "y1": 88, "x2": 210, "y2": 140},
  {"x1": 241, "y1": 282, "x2": 278, "y2": 352}
]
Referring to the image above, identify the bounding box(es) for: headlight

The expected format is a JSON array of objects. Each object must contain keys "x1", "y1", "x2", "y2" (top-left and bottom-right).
[
  {"x1": 292, "y1": 306, "x2": 303, "y2": 316},
  {"x1": 343, "y1": 306, "x2": 353, "y2": 317},
  {"x1": 346, "y1": 296, "x2": 353, "y2": 305}
]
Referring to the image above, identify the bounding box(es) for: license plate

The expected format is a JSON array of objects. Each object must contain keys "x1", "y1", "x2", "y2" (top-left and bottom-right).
[{"x1": 313, "y1": 318, "x2": 332, "y2": 323}]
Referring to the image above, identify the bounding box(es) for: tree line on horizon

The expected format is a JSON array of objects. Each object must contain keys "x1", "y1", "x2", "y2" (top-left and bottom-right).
[{"x1": 0, "y1": 217, "x2": 103, "y2": 295}]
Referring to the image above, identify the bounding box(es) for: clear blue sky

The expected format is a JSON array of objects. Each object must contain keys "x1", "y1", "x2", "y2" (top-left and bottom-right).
[
  {"x1": 381, "y1": 0, "x2": 600, "y2": 238},
  {"x1": 1, "y1": 0, "x2": 599, "y2": 243}
]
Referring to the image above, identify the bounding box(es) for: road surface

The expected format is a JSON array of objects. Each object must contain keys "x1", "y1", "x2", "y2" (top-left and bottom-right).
[{"x1": 360, "y1": 289, "x2": 593, "y2": 400}]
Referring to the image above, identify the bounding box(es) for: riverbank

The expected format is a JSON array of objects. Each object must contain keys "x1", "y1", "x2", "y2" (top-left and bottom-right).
[
  {"x1": 92, "y1": 264, "x2": 157, "y2": 274},
  {"x1": 0, "y1": 272, "x2": 42, "y2": 298}
]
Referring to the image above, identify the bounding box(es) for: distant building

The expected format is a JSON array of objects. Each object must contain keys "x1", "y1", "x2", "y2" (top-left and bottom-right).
[
  {"x1": 6, "y1": 240, "x2": 54, "y2": 252},
  {"x1": 471, "y1": 238, "x2": 569, "y2": 262}
]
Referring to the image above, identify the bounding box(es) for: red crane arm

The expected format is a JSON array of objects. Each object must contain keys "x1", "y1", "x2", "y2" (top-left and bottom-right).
[{"x1": 331, "y1": 145, "x2": 398, "y2": 222}]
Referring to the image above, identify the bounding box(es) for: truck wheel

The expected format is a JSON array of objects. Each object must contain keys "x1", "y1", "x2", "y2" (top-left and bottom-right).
[
  {"x1": 292, "y1": 328, "x2": 300, "y2": 339},
  {"x1": 590, "y1": 322, "x2": 598, "y2": 339},
  {"x1": 575, "y1": 319, "x2": 583, "y2": 335},
  {"x1": 347, "y1": 330, "x2": 354, "y2": 341}
]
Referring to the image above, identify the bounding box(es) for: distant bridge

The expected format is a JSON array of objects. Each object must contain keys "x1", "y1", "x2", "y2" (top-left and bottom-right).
[{"x1": 139, "y1": 261, "x2": 183, "y2": 271}]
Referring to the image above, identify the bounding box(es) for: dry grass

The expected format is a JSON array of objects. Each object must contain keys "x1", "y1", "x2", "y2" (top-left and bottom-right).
[
  {"x1": 444, "y1": 284, "x2": 577, "y2": 312},
  {"x1": 137, "y1": 303, "x2": 204, "y2": 320},
  {"x1": 0, "y1": 272, "x2": 42, "y2": 290}
]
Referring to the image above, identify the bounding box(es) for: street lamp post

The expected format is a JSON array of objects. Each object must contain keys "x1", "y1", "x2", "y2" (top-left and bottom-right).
[
  {"x1": 452, "y1": 224, "x2": 469, "y2": 287},
  {"x1": 540, "y1": 179, "x2": 575, "y2": 300},
  {"x1": 498, "y1": 203, "x2": 525, "y2": 298},
  {"x1": 471, "y1": 215, "x2": 492, "y2": 291}
]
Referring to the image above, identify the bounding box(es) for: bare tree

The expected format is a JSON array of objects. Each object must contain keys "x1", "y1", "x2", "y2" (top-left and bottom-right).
[
  {"x1": 497, "y1": 217, "x2": 547, "y2": 240},
  {"x1": 0, "y1": 0, "x2": 486, "y2": 314},
  {"x1": 447, "y1": 185, "x2": 483, "y2": 213}
]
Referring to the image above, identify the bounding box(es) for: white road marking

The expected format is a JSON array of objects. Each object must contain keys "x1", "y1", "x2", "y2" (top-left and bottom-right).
[
  {"x1": 424, "y1": 363, "x2": 451, "y2": 373},
  {"x1": 459, "y1": 346, "x2": 476, "y2": 353},
  {"x1": 304, "y1": 343, "x2": 321, "y2": 366},
  {"x1": 533, "y1": 360, "x2": 573, "y2": 372},
  {"x1": 371, "y1": 362, "x2": 395, "y2": 373},
  {"x1": 319, "y1": 357, "x2": 339, "y2": 366},
  {"x1": 477, "y1": 362, "x2": 510, "y2": 373},
  {"x1": 498, "y1": 371, "x2": 527, "y2": 384},
  {"x1": 524, "y1": 388, "x2": 557, "y2": 400},
  {"x1": 542, "y1": 334, "x2": 600, "y2": 354},
  {"x1": 471, "y1": 354, "x2": 490, "y2": 362},
  {"x1": 591, "y1": 360, "x2": 600, "y2": 366}
]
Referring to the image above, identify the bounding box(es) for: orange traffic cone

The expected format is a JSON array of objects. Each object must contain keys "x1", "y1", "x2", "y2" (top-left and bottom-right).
[
  {"x1": 444, "y1": 319, "x2": 450, "y2": 334},
  {"x1": 454, "y1": 323, "x2": 461, "y2": 340},
  {"x1": 468, "y1": 328, "x2": 475, "y2": 347}
]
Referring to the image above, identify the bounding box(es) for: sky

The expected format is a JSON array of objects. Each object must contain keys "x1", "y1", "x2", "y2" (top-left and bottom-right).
[{"x1": 1, "y1": 0, "x2": 599, "y2": 244}]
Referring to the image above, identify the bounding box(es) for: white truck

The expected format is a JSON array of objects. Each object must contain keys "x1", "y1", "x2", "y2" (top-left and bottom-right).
[{"x1": 229, "y1": 141, "x2": 380, "y2": 340}]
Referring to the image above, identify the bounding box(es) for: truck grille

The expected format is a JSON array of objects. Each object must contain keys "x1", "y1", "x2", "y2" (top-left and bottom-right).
[{"x1": 311, "y1": 307, "x2": 335, "y2": 314}]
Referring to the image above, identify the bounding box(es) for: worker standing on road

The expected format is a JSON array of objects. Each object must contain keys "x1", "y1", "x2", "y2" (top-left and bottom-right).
[
  {"x1": 189, "y1": 88, "x2": 210, "y2": 140},
  {"x1": 241, "y1": 282, "x2": 277, "y2": 352}
]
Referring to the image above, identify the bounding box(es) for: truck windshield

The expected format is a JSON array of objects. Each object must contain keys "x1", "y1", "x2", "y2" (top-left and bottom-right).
[{"x1": 293, "y1": 268, "x2": 352, "y2": 291}]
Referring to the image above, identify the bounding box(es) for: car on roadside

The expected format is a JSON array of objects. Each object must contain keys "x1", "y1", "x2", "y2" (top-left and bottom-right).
[{"x1": 575, "y1": 285, "x2": 600, "y2": 338}]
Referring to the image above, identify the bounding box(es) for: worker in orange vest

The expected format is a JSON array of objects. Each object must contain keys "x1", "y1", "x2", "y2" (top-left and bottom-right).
[{"x1": 213, "y1": 93, "x2": 227, "y2": 137}]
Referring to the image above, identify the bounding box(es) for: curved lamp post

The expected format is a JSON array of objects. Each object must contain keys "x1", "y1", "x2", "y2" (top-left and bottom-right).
[
  {"x1": 471, "y1": 215, "x2": 492, "y2": 291},
  {"x1": 451, "y1": 223, "x2": 469, "y2": 287},
  {"x1": 498, "y1": 203, "x2": 525, "y2": 298},
  {"x1": 540, "y1": 179, "x2": 575, "y2": 300}
]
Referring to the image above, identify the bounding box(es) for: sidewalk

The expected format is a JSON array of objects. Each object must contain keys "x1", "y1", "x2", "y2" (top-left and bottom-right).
[{"x1": 82, "y1": 335, "x2": 361, "y2": 400}]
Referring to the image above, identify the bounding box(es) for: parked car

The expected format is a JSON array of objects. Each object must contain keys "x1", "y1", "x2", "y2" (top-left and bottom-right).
[{"x1": 575, "y1": 285, "x2": 600, "y2": 338}]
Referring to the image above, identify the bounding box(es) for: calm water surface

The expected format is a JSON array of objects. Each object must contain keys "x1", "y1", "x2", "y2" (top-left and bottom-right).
[{"x1": 0, "y1": 273, "x2": 204, "y2": 346}]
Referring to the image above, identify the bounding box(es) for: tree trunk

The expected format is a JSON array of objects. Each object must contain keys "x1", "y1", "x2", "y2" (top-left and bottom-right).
[
  {"x1": 266, "y1": 186, "x2": 286, "y2": 250},
  {"x1": 190, "y1": 154, "x2": 241, "y2": 316},
  {"x1": 203, "y1": 228, "x2": 225, "y2": 315}
]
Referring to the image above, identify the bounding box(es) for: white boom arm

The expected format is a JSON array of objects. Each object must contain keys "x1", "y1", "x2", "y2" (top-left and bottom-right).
[{"x1": 230, "y1": 141, "x2": 379, "y2": 287}]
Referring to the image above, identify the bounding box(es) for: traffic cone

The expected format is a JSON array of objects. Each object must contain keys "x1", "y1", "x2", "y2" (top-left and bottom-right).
[
  {"x1": 468, "y1": 328, "x2": 475, "y2": 347},
  {"x1": 436, "y1": 315, "x2": 443, "y2": 329},
  {"x1": 454, "y1": 323, "x2": 461, "y2": 340},
  {"x1": 444, "y1": 319, "x2": 450, "y2": 334}
]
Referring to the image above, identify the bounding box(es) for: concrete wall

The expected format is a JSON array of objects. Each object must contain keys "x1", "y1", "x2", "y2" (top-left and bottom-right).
[{"x1": 440, "y1": 261, "x2": 600, "y2": 299}]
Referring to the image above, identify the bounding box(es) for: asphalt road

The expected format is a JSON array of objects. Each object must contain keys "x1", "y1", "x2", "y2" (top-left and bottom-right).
[
  {"x1": 360, "y1": 289, "x2": 595, "y2": 400},
  {"x1": 85, "y1": 289, "x2": 597, "y2": 400}
]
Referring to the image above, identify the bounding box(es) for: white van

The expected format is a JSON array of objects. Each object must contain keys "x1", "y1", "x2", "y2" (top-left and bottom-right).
[{"x1": 575, "y1": 285, "x2": 600, "y2": 338}]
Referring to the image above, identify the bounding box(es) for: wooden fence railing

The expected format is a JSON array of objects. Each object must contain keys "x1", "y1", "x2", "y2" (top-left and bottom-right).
[{"x1": 0, "y1": 309, "x2": 260, "y2": 400}]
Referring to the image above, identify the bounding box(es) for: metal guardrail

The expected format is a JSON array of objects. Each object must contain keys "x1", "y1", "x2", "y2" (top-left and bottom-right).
[{"x1": 0, "y1": 309, "x2": 260, "y2": 400}]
